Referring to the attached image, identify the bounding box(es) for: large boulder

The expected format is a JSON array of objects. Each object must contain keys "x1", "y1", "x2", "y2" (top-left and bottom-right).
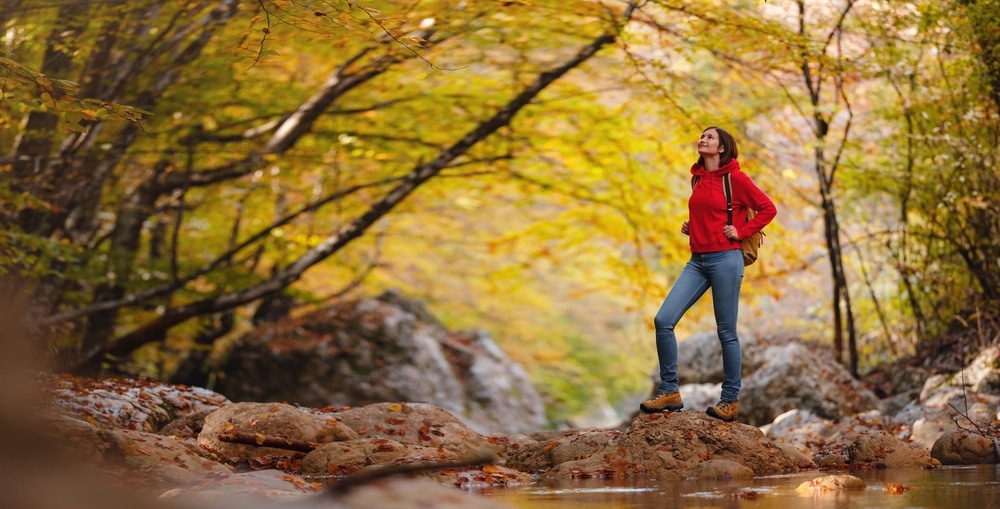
[
  {"x1": 506, "y1": 411, "x2": 799, "y2": 479},
  {"x1": 39, "y1": 372, "x2": 230, "y2": 432},
  {"x1": 37, "y1": 411, "x2": 233, "y2": 494},
  {"x1": 675, "y1": 331, "x2": 768, "y2": 384},
  {"x1": 323, "y1": 402, "x2": 500, "y2": 461},
  {"x1": 615, "y1": 412, "x2": 799, "y2": 478},
  {"x1": 214, "y1": 291, "x2": 547, "y2": 435},
  {"x1": 739, "y1": 342, "x2": 880, "y2": 426},
  {"x1": 198, "y1": 402, "x2": 358, "y2": 459},
  {"x1": 844, "y1": 430, "x2": 940, "y2": 468},
  {"x1": 930, "y1": 429, "x2": 1000, "y2": 465}
]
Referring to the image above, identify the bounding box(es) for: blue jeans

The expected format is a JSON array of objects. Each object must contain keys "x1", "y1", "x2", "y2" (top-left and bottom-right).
[{"x1": 653, "y1": 249, "x2": 744, "y2": 402}]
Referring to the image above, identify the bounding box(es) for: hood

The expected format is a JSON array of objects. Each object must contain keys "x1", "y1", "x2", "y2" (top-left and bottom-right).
[{"x1": 690, "y1": 158, "x2": 741, "y2": 178}]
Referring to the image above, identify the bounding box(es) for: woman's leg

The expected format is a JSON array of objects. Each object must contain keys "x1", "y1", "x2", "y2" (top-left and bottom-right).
[
  {"x1": 706, "y1": 250, "x2": 745, "y2": 402},
  {"x1": 653, "y1": 257, "x2": 710, "y2": 394}
]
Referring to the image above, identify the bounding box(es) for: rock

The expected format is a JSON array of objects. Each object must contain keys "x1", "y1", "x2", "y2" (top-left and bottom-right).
[
  {"x1": 39, "y1": 372, "x2": 230, "y2": 432},
  {"x1": 508, "y1": 412, "x2": 798, "y2": 479},
  {"x1": 814, "y1": 453, "x2": 848, "y2": 467},
  {"x1": 674, "y1": 331, "x2": 768, "y2": 384},
  {"x1": 679, "y1": 383, "x2": 720, "y2": 413},
  {"x1": 908, "y1": 413, "x2": 958, "y2": 451},
  {"x1": 100, "y1": 429, "x2": 234, "y2": 487},
  {"x1": 930, "y1": 430, "x2": 1000, "y2": 465},
  {"x1": 301, "y1": 438, "x2": 459, "y2": 480},
  {"x1": 485, "y1": 433, "x2": 538, "y2": 466},
  {"x1": 325, "y1": 402, "x2": 499, "y2": 461},
  {"x1": 159, "y1": 409, "x2": 213, "y2": 440},
  {"x1": 198, "y1": 402, "x2": 358, "y2": 459},
  {"x1": 892, "y1": 384, "x2": 1000, "y2": 449},
  {"x1": 42, "y1": 414, "x2": 109, "y2": 465},
  {"x1": 819, "y1": 411, "x2": 894, "y2": 455},
  {"x1": 39, "y1": 412, "x2": 232, "y2": 493},
  {"x1": 763, "y1": 409, "x2": 839, "y2": 455},
  {"x1": 772, "y1": 441, "x2": 817, "y2": 470},
  {"x1": 965, "y1": 346, "x2": 1000, "y2": 394},
  {"x1": 214, "y1": 291, "x2": 547, "y2": 435},
  {"x1": 739, "y1": 342, "x2": 880, "y2": 426},
  {"x1": 795, "y1": 474, "x2": 865, "y2": 492},
  {"x1": 616, "y1": 412, "x2": 799, "y2": 478},
  {"x1": 685, "y1": 459, "x2": 756, "y2": 479},
  {"x1": 506, "y1": 428, "x2": 623, "y2": 475},
  {"x1": 845, "y1": 430, "x2": 941, "y2": 468}
]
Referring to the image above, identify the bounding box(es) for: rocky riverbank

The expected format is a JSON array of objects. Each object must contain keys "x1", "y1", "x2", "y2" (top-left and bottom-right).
[
  {"x1": 7, "y1": 293, "x2": 1000, "y2": 508},
  {"x1": 25, "y1": 341, "x2": 1000, "y2": 509}
]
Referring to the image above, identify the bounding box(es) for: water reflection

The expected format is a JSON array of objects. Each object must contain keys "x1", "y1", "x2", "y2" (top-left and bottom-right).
[{"x1": 475, "y1": 465, "x2": 1000, "y2": 509}]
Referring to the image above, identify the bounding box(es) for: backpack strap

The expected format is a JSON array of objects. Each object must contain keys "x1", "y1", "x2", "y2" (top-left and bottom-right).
[{"x1": 722, "y1": 173, "x2": 733, "y2": 226}]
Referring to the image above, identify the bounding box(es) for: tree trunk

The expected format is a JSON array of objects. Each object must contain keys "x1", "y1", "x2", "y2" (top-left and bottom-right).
[
  {"x1": 797, "y1": 0, "x2": 858, "y2": 375},
  {"x1": 11, "y1": 0, "x2": 91, "y2": 237}
]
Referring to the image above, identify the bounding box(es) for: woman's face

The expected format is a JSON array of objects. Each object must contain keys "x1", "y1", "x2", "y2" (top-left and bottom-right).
[{"x1": 698, "y1": 129, "x2": 724, "y2": 158}]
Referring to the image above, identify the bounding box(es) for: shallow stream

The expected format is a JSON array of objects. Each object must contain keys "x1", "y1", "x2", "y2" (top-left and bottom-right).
[{"x1": 474, "y1": 465, "x2": 1000, "y2": 509}]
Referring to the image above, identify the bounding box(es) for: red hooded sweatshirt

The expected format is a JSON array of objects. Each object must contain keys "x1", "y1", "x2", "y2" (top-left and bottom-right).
[{"x1": 688, "y1": 158, "x2": 776, "y2": 253}]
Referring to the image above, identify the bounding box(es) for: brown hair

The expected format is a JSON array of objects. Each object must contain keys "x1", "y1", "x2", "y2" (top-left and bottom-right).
[{"x1": 697, "y1": 126, "x2": 739, "y2": 167}]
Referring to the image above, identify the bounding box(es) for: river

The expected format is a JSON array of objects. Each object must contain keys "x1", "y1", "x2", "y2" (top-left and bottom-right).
[{"x1": 473, "y1": 465, "x2": 1000, "y2": 508}]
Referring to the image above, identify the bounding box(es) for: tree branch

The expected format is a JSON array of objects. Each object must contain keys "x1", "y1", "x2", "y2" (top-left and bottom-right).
[{"x1": 67, "y1": 4, "x2": 637, "y2": 374}]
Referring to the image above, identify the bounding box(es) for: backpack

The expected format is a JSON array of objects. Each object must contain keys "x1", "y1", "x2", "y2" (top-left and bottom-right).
[{"x1": 692, "y1": 173, "x2": 765, "y2": 266}]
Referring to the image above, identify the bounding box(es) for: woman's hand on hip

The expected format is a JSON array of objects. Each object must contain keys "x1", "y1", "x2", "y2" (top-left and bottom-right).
[
  {"x1": 681, "y1": 221, "x2": 690, "y2": 236},
  {"x1": 723, "y1": 225, "x2": 739, "y2": 242}
]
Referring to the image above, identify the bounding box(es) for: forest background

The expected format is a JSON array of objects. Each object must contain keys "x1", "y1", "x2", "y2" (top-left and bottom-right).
[{"x1": 2, "y1": 0, "x2": 998, "y2": 425}]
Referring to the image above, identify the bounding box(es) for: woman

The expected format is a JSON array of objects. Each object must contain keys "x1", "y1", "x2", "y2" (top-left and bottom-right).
[{"x1": 639, "y1": 126, "x2": 776, "y2": 422}]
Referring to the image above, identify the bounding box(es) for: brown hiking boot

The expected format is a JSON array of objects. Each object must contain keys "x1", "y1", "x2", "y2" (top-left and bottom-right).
[
  {"x1": 639, "y1": 392, "x2": 684, "y2": 413},
  {"x1": 706, "y1": 400, "x2": 739, "y2": 422}
]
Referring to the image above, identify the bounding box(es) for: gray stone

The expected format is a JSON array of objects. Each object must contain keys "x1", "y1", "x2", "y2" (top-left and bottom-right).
[{"x1": 214, "y1": 291, "x2": 546, "y2": 435}]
